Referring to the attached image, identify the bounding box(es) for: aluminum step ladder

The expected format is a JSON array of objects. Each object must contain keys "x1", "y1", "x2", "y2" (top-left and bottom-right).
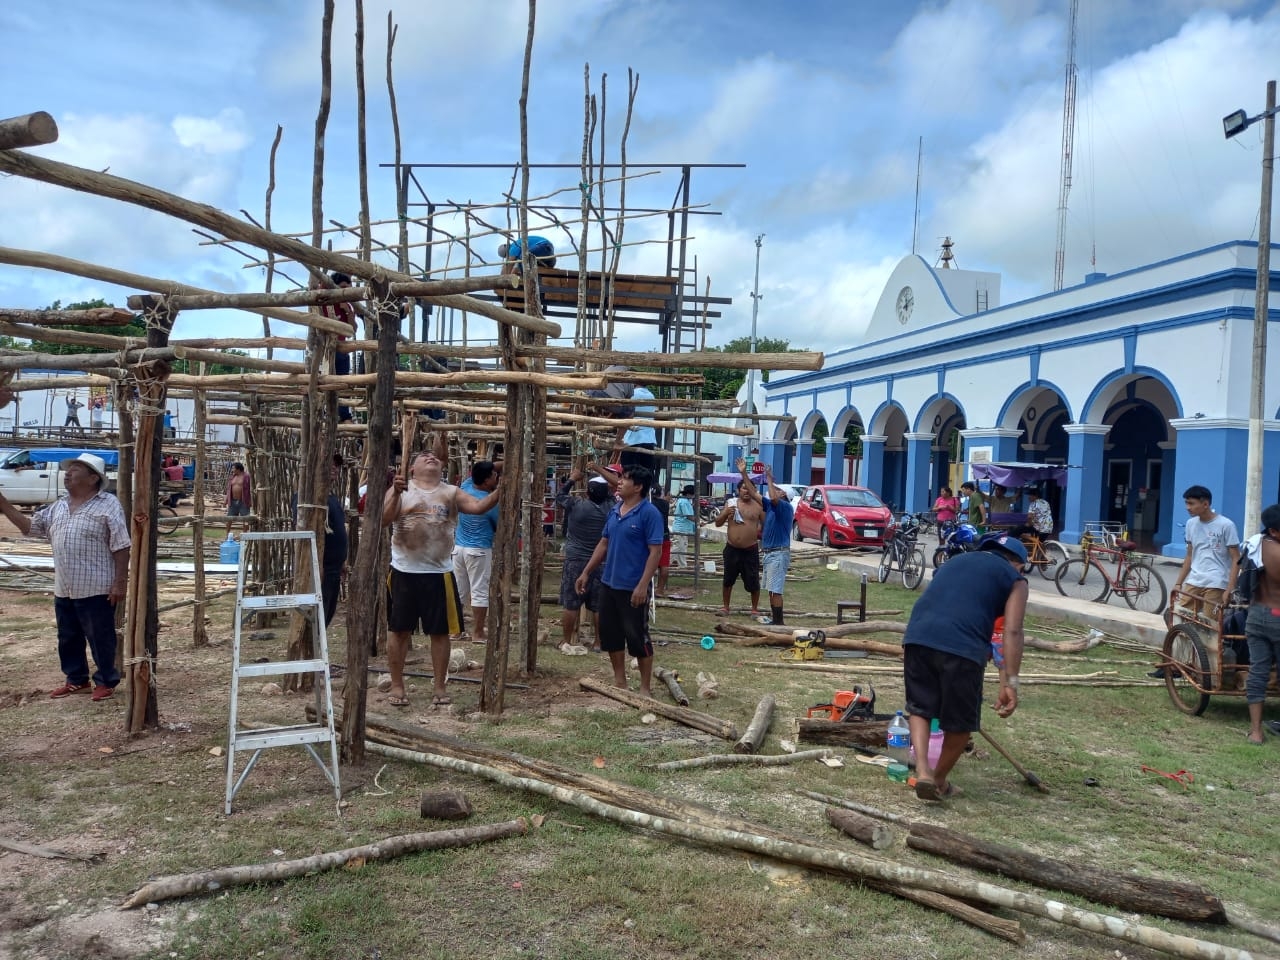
[{"x1": 224, "y1": 531, "x2": 340, "y2": 814}]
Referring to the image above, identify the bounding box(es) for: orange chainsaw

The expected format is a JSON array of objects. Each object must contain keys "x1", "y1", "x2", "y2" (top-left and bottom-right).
[{"x1": 806, "y1": 684, "x2": 879, "y2": 722}]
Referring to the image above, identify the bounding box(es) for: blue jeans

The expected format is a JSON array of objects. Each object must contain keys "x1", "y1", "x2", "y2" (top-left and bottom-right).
[
  {"x1": 1245, "y1": 604, "x2": 1280, "y2": 703},
  {"x1": 54, "y1": 595, "x2": 120, "y2": 689}
]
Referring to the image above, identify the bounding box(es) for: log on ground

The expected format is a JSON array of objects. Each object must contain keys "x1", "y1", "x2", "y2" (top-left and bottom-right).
[
  {"x1": 797, "y1": 718, "x2": 891, "y2": 750},
  {"x1": 654, "y1": 666, "x2": 689, "y2": 706},
  {"x1": 579, "y1": 676, "x2": 738, "y2": 740},
  {"x1": 733, "y1": 694, "x2": 775, "y2": 754},
  {"x1": 825, "y1": 806, "x2": 894, "y2": 851}
]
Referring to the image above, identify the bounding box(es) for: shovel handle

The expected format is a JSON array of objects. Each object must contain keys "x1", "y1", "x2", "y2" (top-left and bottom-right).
[{"x1": 978, "y1": 728, "x2": 1050, "y2": 794}]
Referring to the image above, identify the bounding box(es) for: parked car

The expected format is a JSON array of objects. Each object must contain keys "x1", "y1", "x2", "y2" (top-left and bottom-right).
[
  {"x1": 774, "y1": 483, "x2": 807, "y2": 502},
  {"x1": 793, "y1": 484, "x2": 892, "y2": 548},
  {"x1": 0, "y1": 447, "x2": 120, "y2": 506}
]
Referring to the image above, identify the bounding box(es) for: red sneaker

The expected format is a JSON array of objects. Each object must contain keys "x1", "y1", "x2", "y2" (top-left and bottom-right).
[
  {"x1": 91, "y1": 685, "x2": 114, "y2": 702},
  {"x1": 50, "y1": 681, "x2": 91, "y2": 699}
]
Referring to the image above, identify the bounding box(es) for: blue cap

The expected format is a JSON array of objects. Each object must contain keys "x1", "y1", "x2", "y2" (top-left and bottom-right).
[{"x1": 980, "y1": 533, "x2": 1028, "y2": 565}]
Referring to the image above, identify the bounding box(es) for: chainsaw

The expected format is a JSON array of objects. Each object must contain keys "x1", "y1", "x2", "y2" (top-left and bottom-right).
[
  {"x1": 780, "y1": 629, "x2": 827, "y2": 661},
  {"x1": 806, "y1": 683, "x2": 879, "y2": 721}
]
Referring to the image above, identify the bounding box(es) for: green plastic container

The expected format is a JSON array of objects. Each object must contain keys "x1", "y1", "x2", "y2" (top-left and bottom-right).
[{"x1": 886, "y1": 762, "x2": 909, "y2": 783}]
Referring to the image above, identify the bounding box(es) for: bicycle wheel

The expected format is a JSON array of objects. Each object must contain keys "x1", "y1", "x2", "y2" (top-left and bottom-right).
[
  {"x1": 901, "y1": 548, "x2": 925, "y2": 590},
  {"x1": 1163, "y1": 622, "x2": 1211, "y2": 716},
  {"x1": 1038, "y1": 541, "x2": 1068, "y2": 580},
  {"x1": 157, "y1": 507, "x2": 181, "y2": 535},
  {"x1": 1054, "y1": 559, "x2": 1109, "y2": 602},
  {"x1": 1121, "y1": 559, "x2": 1167, "y2": 615},
  {"x1": 877, "y1": 546, "x2": 893, "y2": 583}
]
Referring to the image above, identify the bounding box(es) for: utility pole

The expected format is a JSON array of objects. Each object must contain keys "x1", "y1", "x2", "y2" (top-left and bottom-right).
[
  {"x1": 746, "y1": 234, "x2": 764, "y2": 455},
  {"x1": 1247, "y1": 81, "x2": 1275, "y2": 533},
  {"x1": 1053, "y1": 0, "x2": 1080, "y2": 291}
]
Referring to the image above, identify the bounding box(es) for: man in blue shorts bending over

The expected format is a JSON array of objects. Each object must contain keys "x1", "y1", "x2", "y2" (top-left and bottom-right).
[
  {"x1": 902, "y1": 533, "x2": 1028, "y2": 801},
  {"x1": 575, "y1": 464, "x2": 664, "y2": 697}
]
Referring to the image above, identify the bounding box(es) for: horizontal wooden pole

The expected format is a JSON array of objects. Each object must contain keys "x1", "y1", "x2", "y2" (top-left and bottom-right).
[
  {"x1": 0, "y1": 153, "x2": 561, "y2": 338},
  {"x1": 155, "y1": 275, "x2": 519, "y2": 311},
  {"x1": 0, "y1": 112, "x2": 58, "y2": 150},
  {"x1": 0, "y1": 307, "x2": 137, "y2": 327}
]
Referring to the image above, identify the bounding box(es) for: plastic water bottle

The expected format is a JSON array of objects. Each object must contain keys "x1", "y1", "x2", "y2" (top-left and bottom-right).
[{"x1": 886, "y1": 711, "x2": 910, "y2": 762}]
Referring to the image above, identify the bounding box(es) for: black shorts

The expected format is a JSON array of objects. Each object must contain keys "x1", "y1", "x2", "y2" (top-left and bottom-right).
[
  {"x1": 902, "y1": 644, "x2": 986, "y2": 733},
  {"x1": 388, "y1": 569, "x2": 464, "y2": 637},
  {"x1": 722, "y1": 543, "x2": 761, "y2": 592},
  {"x1": 560, "y1": 556, "x2": 601, "y2": 612},
  {"x1": 598, "y1": 586, "x2": 654, "y2": 659}
]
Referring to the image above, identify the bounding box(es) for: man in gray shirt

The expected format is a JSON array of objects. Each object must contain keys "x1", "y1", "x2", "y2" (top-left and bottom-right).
[{"x1": 557, "y1": 470, "x2": 613, "y2": 649}]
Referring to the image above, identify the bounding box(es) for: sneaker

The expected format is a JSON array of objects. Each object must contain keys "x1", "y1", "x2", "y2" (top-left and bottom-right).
[
  {"x1": 91, "y1": 685, "x2": 114, "y2": 701},
  {"x1": 1267, "y1": 720, "x2": 1280, "y2": 737},
  {"x1": 50, "y1": 681, "x2": 91, "y2": 699},
  {"x1": 1147, "y1": 667, "x2": 1167, "y2": 679}
]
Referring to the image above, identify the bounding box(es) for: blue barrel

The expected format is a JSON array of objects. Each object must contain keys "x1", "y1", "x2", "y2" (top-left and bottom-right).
[{"x1": 219, "y1": 538, "x2": 240, "y2": 565}]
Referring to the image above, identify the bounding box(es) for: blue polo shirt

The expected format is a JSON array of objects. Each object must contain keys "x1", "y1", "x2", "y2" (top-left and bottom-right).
[
  {"x1": 601, "y1": 499, "x2": 665, "y2": 591},
  {"x1": 762, "y1": 494, "x2": 794, "y2": 550},
  {"x1": 902, "y1": 550, "x2": 1024, "y2": 665},
  {"x1": 455, "y1": 478, "x2": 498, "y2": 548}
]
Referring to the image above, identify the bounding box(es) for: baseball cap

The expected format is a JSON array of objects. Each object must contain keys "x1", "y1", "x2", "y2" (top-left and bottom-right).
[
  {"x1": 60, "y1": 452, "x2": 108, "y2": 482},
  {"x1": 980, "y1": 533, "x2": 1028, "y2": 566},
  {"x1": 588, "y1": 476, "x2": 609, "y2": 486}
]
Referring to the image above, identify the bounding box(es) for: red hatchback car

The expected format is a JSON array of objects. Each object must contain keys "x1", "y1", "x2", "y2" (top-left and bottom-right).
[{"x1": 793, "y1": 485, "x2": 893, "y2": 548}]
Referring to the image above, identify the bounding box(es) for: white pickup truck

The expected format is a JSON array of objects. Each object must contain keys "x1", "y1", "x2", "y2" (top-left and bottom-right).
[{"x1": 0, "y1": 447, "x2": 119, "y2": 506}]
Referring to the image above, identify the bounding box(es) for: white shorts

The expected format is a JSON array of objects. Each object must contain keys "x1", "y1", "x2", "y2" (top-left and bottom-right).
[
  {"x1": 451, "y1": 546, "x2": 493, "y2": 607},
  {"x1": 762, "y1": 548, "x2": 790, "y2": 595}
]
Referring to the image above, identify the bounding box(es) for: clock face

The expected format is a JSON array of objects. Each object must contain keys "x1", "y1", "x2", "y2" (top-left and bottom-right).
[{"x1": 895, "y1": 285, "x2": 914, "y2": 324}]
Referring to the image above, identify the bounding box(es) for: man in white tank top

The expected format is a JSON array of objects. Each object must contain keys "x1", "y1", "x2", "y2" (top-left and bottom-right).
[{"x1": 382, "y1": 438, "x2": 501, "y2": 708}]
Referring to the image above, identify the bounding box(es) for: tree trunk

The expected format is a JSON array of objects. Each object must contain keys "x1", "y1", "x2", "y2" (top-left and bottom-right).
[
  {"x1": 906, "y1": 821, "x2": 1227, "y2": 924},
  {"x1": 579, "y1": 676, "x2": 739, "y2": 740},
  {"x1": 825, "y1": 806, "x2": 894, "y2": 851},
  {"x1": 733, "y1": 694, "x2": 774, "y2": 754},
  {"x1": 797, "y1": 718, "x2": 890, "y2": 750}
]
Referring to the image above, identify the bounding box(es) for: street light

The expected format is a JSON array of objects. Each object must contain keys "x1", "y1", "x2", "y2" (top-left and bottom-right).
[
  {"x1": 746, "y1": 234, "x2": 764, "y2": 458},
  {"x1": 1223, "y1": 81, "x2": 1276, "y2": 534}
]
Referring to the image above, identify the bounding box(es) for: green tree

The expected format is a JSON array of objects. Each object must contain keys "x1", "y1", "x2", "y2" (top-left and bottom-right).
[
  {"x1": 22, "y1": 299, "x2": 251, "y2": 374},
  {"x1": 690, "y1": 335, "x2": 806, "y2": 401}
]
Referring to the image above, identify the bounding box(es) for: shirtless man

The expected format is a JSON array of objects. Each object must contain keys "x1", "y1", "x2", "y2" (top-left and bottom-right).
[
  {"x1": 713, "y1": 457, "x2": 765, "y2": 616},
  {"x1": 381, "y1": 436, "x2": 501, "y2": 708},
  {"x1": 224, "y1": 462, "x2": 251, "y2": 536}
]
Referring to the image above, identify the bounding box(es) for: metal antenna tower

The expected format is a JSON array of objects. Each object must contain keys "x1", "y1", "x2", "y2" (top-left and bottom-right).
[{"x1": 1053, "y1": 0, "x2": 1079, "y2": 291}]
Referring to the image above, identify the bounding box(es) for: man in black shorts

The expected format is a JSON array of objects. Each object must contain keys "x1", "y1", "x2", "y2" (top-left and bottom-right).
[
  {"x1": 713, "y1": 458, "x2": 765, "y2": 616},
  {"x1": 901, "y1": 533, "x2": 1028, "y2": 801},
  {"x1": 575, "y1": 465, "x2": 664, "y2": 696}
]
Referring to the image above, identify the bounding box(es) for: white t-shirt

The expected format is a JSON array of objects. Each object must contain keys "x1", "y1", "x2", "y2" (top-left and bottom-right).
[
  {"x1": 390, "y1": 481, "x2": 458, "y2": 574},
  {"x1": 1184, "y1": 513, "x2": 1239, "y2": 589}
]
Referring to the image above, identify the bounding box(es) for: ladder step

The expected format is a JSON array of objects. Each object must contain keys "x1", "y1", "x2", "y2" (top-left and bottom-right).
[
  {"x1": 232, "y1": 723, "x2": 335, "y2": 751},
  {"x1": 240, "y1": 594, "x2": 320, "y2": 610},
  {"x1": 236, "y1": 659, "x2": 329, "y2": 678}
]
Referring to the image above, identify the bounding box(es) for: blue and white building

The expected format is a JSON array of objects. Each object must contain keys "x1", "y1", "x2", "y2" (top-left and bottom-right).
[{"x1": 745, "y1": 242, "x2": 1279, "y2": 558}]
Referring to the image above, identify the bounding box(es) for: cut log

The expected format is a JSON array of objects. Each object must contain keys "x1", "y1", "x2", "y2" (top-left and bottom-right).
[
  {"x1": 0, "y1": 112, "x2": 58, "y2": 150},
  {"x1": 654, "y1": 666, "x2": 689, "y2": 706},
  {"x1": 733, "y1": 695, "x2": 775, "y2": 754},
  {"x1": 906, "y1": 821, "x2": 1226, "y2": 924},
  {"x1": 653, "y1": 749, "x2": 839, "y2": 771},
  {"x1": 120, "y1": 819, "x2": 527, "y2": 909},
  {"x1": 419, "y1": 790, "x2": 472, "y2": 821},
  {"x1": 579, "y1": 676, "x2": 738, "y2": 740},
  {"x1": 797, "y1": 719, "x2": 890, "y2": 750},
  {"x1": 825, "y1": 806, "x2": 894, "y2": 851}
]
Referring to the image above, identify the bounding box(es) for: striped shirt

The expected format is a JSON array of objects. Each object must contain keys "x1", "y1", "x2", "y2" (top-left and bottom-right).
[{"x1": 29, "y1": 491, "x2": 131, "y2": 599}]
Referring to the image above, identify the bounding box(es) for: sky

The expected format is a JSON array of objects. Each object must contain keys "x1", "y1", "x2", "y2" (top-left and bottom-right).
[{"x1": 1, "y1": 0, "x2": 1277, "y2": 357}]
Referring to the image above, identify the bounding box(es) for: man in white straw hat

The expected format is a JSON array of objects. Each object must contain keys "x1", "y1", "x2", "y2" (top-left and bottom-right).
[{"x1": 0, "y1": 452, "x2": 131, "y2": 702}]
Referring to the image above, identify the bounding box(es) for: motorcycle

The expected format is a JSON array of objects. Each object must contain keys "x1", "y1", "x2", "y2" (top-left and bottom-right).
[{"x1": 932, "y1": 518, "x2": 979, "y2": 568}]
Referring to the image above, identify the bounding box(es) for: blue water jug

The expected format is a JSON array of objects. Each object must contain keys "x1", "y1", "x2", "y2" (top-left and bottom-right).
[{"x1": 219, "y1": 537, "x2": 240, "y2": 565}]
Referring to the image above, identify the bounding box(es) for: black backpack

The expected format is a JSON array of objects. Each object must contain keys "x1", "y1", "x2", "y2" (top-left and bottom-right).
[{"x1": 1232, "y1": 545, "x2": 1262, "y2": 605}]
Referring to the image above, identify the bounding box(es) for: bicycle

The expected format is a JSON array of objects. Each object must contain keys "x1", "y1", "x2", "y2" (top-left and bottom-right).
[
  {"x1": 1020, "y1": 532, "x2": 1068, "y2": 580},
  {"x1": 1054, "y1": 527, "x2": 1167, "y2": 614},
  {"x1": 877, "y1": 513, "x2": 926, "y2": 590}
]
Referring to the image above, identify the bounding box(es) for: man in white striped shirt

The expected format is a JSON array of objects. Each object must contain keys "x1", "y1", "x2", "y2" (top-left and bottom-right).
[{"x1": 0, "y1": 453, "x2": 131, "y2": 702}]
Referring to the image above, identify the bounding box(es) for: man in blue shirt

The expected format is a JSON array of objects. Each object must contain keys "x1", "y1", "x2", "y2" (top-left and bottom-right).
[
  {"x1": 902, "y1": 534, "x2": 1028, "y2": 802},
  {"x1": 452, "y1": 460, "x2": 500, "y2": 643},
  {"x1": 760, "y1": 466, "x2": 795, "y2": 624},
  {"x1": 575, "y1": 464, "x2": 664, "y2": 697},
  {"x1": 619, "y1": 385, "x2": 657, "y2": 474}
]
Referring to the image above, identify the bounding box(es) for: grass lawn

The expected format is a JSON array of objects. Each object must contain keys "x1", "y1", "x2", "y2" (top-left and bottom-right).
[{"x1": 0, "y1": 549, "x2": 1276, "y2": 960}]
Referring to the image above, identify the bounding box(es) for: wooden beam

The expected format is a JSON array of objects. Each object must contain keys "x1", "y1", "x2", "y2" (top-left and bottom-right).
[
  {"x1": 0, "y1": 112, "x2": 58, "y2": 150},
  {"x1": 157, "y1": 274, "x2": 518, "y2": 311},
  {"x1": 0, "y1": 152, "x2": 562, "y2": 338},
  {"x1": 0, "y1": 307, "x2": 137, "y2": 327}
]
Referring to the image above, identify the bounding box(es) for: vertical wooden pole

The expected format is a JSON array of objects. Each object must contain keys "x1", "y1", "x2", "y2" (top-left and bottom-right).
[{"x1": 191, "y1": 364, "x2": 208, "y2": 647}]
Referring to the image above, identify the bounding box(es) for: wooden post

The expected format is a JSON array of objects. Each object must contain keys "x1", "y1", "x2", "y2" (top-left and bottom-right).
[
  {"x1": 341, "y1": 279, "x2": 400, "y2": 766},
  {"x1": 191, "y1": 365, "x2": 208, "y2": 646},
  {"x1": 122, "y1": 296, "x2": 176, "y2": 733},
  {"x1": 0, "y1": 111, "x2": 58, "y2": 150}
]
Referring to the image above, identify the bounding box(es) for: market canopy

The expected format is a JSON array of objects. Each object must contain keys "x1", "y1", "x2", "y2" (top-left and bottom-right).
[{"x1": 968, "y1": 461, "x2": 1071, "y2": 487}]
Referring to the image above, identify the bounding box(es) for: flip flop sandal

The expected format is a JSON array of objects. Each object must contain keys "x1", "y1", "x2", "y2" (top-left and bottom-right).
[
  {"x1": 917, "y1": 780, "x2": 963, "y2": 801},
  {"x1": 431, "y1": 695, "x2": 453, "y2": 707},
  {"x1": 388, "y1": 695, "x2": 410, "y2": 708}
]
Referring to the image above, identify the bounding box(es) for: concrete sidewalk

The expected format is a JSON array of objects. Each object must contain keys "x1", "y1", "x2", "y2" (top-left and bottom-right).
[{"x1": 696, "y1": 524, "x2": 1167, "y2": 647}]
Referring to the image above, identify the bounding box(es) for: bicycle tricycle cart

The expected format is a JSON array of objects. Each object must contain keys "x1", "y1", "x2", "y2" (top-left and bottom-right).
[{"x1": 1157, "y1": 593, "x2": 1279, "y2": 715}]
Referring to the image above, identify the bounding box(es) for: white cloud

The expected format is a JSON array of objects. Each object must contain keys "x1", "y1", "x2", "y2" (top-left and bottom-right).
[{"x1": 172, "y1": 109, "x2": 250, "y2": 154}]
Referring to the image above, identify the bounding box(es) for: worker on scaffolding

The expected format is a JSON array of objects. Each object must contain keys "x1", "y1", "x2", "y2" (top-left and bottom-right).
[{"x1": 499, "y1": 235, "x2": 556, "y2": 313}]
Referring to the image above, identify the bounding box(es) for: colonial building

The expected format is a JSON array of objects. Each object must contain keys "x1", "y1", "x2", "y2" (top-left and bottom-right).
[{"x1": 749, "y1": 241, "x2": 1278, "y2": 558}]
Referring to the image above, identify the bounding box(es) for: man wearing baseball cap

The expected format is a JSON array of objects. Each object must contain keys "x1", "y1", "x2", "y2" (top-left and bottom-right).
[
  {"x1": 0, "y1": 453, "x2": 131, "y2": 702},
  {"x1": 900, "y1": 532, "x2": 1028, "y2": 802}
]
